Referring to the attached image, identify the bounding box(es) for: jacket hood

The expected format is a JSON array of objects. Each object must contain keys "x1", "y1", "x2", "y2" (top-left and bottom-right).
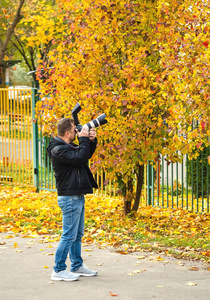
[
  {"x1": 47, "y1": 137, "x2": 79, "y2": 158},
  {"x1": 47, "y1": 137, "x2": 63, "y2": 158}
]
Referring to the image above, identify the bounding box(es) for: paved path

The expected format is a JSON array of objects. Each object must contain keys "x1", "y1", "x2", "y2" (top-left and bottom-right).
[{"x1": 0, "y1": 233, "x2": 209, "y2": 300}]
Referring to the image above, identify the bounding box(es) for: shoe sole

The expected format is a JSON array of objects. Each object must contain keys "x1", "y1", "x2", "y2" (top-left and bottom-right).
[
  {"x1": 51, "y1": 276, "x2": 79, "y2": 281},
  {"x1": 72, "y1": 273, "x2": 98, "y2": 277}
]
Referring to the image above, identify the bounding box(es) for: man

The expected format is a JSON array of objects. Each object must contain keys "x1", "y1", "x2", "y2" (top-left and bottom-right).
[{"x1": 47, "y1": 118, "x2": 98, "y2": 281}]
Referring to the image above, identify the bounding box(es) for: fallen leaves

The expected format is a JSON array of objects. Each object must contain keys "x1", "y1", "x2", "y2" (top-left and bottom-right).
[{"x1": 0, "y1": 186, "x2": 210, "y2": 262}]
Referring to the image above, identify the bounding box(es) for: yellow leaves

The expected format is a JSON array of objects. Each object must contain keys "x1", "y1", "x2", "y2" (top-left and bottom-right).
[
  {"x1": 155, "y1": 256, "x2": 164, "y2": 261},
  {"x1": 128, "y1": 269, "x2": 147, "y2": 276},
  {"x1": 133, "y1": 268, "x2": 147, "y2": 273},
  {"x1": 0, "y1": 186, "x2": 209, "y2": 261},
  {"x1": 13, "y1": 242, "x2": 18, "y2": 248}
]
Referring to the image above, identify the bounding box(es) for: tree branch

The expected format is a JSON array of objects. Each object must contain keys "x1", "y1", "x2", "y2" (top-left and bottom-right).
[{"x1": 0, "y1": 0, "x2": 25, "y2": 63}]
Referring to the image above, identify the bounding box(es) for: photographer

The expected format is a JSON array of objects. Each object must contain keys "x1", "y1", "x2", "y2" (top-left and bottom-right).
[{"x1": 47, "y1": 118, "x2": 98, "y2": 281}]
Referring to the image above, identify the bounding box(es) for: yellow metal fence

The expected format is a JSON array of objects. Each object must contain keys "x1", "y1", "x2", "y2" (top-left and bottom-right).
[
  {"x1": 0, "y1": 88, "x2": 33, "y2": 186},
  {"x1": 1, "y1": 87, "x2": 146, "y2": 205}
]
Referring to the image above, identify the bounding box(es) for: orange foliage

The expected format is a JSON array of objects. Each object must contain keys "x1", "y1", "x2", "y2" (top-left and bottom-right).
[{"x1": 28, "y1": 0, "x2": 210, "y2": 209}]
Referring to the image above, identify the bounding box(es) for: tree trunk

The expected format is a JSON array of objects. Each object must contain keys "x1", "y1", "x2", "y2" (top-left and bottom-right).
[
  {"x1": 123, "y1": 176, "x2": 133, "y2": 214},
  {"x1": 132, "y1": 164, "x2": 144, "y2": 212},
  {"x1": 0, "y1": 0, "x2": 25, "y2": 64}
]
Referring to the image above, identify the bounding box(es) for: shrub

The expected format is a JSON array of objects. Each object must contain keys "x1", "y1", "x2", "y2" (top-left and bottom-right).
[{"x1": 187, "y1": 147, "x2": 210, "y2": 197}]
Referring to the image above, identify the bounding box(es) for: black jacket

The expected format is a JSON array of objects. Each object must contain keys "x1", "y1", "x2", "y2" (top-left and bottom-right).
[{"x1": 47, "y1": 136, "x2": 98, "y2": 196}]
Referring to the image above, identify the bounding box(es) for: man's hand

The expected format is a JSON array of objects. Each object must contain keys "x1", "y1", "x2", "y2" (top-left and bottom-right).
[
  {"x1": 76, "y1": 127, "x2": 89, "y2": 138},
  {"x1": 89, "y1": 128, "x2": 96, "y2": 141}
]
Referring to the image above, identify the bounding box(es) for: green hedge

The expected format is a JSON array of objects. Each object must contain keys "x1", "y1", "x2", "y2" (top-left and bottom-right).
[{"x1": 187, "y1": 147, "x2": 210, "y2": 197}]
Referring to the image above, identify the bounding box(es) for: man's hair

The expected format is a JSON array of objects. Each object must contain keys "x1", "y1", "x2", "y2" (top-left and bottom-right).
[{"x1": 57, "y1": 118, "x2": 74, "y2": 137}]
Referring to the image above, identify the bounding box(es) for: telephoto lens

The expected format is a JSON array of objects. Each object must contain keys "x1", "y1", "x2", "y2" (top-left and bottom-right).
[{"x1": 82, "y1": 114, "x2": 108, "y2": 131}]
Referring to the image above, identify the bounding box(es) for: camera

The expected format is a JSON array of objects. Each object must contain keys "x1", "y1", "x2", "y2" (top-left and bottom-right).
[{"x1": 71, "y1": 102, "x2": 108, "y2": 132}]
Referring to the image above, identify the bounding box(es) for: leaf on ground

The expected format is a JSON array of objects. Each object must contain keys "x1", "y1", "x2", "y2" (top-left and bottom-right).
[
  {"x1": 43, "y1": 265, "x2": 49, "y2": 268},
  {"x1": 5, "y1": 235, "x2": 14, "y2": 239},
  {"x1": 189, "y1": 266, "x2": 199, "y2": 271},
  {"x1": 13, "y1": 242, "x2": 18, "y2": 248},
  {"x1": 186, "y1": 282, "x2": 197, "y2": 286},
  {"x1": 127, "y1": 273, "x2": 134, "y2": 276},
  {"x1": 156, "y1": 256, "x2": 164, "y2": 261},
  {"x1": 109, "y1": 291, "x2": 118, "y2": 296},
  {"x1": 133, "y1": 269, "x2": 147, "y2": 273}
]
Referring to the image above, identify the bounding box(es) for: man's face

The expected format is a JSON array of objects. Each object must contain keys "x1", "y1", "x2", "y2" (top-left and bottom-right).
[{"x1": 66, "y1": 126, "x2": 76, "y2": 143}]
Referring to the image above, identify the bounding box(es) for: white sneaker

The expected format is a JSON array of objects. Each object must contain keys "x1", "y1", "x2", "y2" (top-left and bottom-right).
[
  {"x1": 72, "y1": 265, "x2": 98, "y2": 277},
  {"x1": 51, "y1": 270, "x2": 79, "y2": 281}
]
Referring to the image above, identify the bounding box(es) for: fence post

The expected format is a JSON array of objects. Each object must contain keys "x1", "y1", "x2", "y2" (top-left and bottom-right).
[
  {"x1": 32, "y1": 82, "x2": 39, "y2": 191},
  {"x1": 147, "y1": 162, "x2": 153, "y2": 205}
]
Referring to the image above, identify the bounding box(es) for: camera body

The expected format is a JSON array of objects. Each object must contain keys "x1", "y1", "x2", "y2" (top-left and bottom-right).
[{"x1": 71, "y1": 102, "x2": 108, "y2": 132}]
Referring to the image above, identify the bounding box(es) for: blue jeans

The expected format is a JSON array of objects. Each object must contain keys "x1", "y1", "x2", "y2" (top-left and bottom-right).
[{"x1": 54, "y1": 195, "x2": 85, "y2": 273}]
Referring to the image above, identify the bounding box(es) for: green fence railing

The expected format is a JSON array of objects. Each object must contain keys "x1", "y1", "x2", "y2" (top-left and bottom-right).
[
  {"x1": 147, "y1": 148, "x2": 210, "y2": 213},
  {"x1": 31, "y1": 90, "x2": 210, "y2": 213}
]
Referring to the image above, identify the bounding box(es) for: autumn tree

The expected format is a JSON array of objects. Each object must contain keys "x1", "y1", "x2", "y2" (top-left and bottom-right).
[
  {"x1": 11, "y1": 0, "x2": 61, "y2": 81},
  {"x1": 34, "y1": 0, "x2": 210, "y2": 213},
  {"x1": 0, "y1": 0, "x2": 25, "y2": 63}
]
